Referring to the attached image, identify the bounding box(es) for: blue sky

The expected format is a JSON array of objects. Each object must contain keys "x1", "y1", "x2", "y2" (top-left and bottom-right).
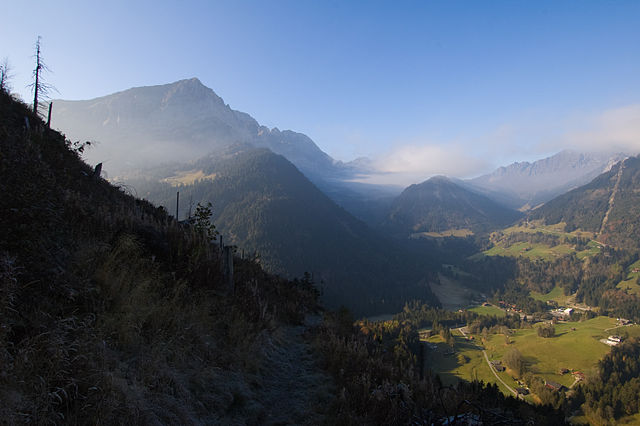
[{"x1": 2, "y1": 1, "x2": 640, "y2": 183}]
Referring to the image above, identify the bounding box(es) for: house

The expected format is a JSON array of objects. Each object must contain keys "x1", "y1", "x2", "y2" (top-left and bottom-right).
[
  {"x1": 490, "y1": 361, "x2": 505, "y2": 372},
  {"x1": 572, "y1": 371, "x2": 585, "y2": 381},
  {"x1": 606, "y1": 335, "x2": 622, "y2": 346},
  {"x1": 516, "y1": 387, "x2": 529, "y2": 395},
  {"x1": 545, "y1": 380, "x2": 567, "y2": 392}
]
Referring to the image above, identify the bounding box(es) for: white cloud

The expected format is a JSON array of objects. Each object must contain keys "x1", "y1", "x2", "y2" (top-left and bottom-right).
[
  {"x1": 356, "y1": 143, "x2": 490, "y2": 186},
  {"x1": 560, "y1": 104, "x2": 640, "y2": 153},
  {"x1": 355, "y1": 103, "x2": 640, "y2": 187}
]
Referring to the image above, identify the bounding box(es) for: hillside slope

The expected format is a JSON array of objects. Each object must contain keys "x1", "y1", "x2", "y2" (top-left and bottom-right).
[
  {"x1": 0, "y1": 89, "x2": 330, "y2": 423},
  {"x1": 128, "y1": 148, "x2": 439, "y2": 315},
  {"x1": 384, "y1": 176, "x2": 522, "y2": 237},
  {"x1": 529, "y1": 156, "x2": 640, "y2": 249}
]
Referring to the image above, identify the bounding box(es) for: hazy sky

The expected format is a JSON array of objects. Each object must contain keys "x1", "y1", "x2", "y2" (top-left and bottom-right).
[{"x1": 2, "y1": 1, "x2": 640, "y2": 182}]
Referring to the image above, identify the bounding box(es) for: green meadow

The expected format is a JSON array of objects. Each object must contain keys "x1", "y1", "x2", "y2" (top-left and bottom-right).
[
  {"x1": 530, "y1": 286, "x2": 572, "y2": 305},
  {"x1": 481, "y1": 220, "x2": 601, "y2": 261},
  {"x1": 426, "y1": 316, "x2": 638, "y2": 400},
  {"x1": 468, "y1": 304, "x2": 506, "y2": 317},
  {"x1": 616, "y1": 259, "x2": 640, "y2": 295}
]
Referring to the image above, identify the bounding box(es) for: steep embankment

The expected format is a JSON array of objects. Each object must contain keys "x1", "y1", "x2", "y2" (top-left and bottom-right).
[{"x1": 0, "y1": 90, "x2": 330, "y2": 423}]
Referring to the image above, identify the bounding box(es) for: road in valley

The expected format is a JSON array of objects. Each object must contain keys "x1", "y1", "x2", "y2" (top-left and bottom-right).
[{"x1": 456, "y1": 327, "x2": 518, "y2": 397}]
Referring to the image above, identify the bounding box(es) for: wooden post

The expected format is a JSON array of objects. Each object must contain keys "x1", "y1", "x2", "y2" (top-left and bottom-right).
[
  {"x1": 46, "y1": 102, "x2": 52, "y2": 128},
  {"x1": 419, "y1": 343, "x2": 424, "y2": 380},
  {"x1": 176, "y1": 191, "x2": 179, "y2": 220},
  {"x1": 223, "y1": 246, "x2": 234, "y2": 293}
]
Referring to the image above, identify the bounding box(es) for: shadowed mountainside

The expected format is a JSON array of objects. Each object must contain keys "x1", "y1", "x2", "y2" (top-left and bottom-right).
[
  {"x1": 383, "y1": 175, "x2": 522, "y2": 237},
  {"x1": 127, "y1": 147, "x2": 441, "y2": 316},
  {"x1": 0, "y1": 87, "x2": 331, "y2": 423}
]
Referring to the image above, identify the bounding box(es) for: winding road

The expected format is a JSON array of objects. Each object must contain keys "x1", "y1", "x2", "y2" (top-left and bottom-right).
[{"x1": 456, "y1": 327, "x2": 519, "y2": 397}]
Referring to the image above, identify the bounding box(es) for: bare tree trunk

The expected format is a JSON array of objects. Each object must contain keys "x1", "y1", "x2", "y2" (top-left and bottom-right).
[
  {"x1": 46, "y1": 102, "x2": 52, "y2": 128},
  {"x1": 33, "y1": 38, "x2": 41, "y2": 115}
]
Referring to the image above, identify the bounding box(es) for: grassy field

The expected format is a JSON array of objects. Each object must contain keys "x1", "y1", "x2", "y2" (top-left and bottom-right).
[
  {"x1": 426, "y1": 316, "x2": 639, "y2": 400},
  {"x1": 162, "y1": 169, "x2": 217, "y2": 186},
  {"x1": 616, "y1": 259, "x2": 640, "y2": 295},
  {"x1": 482, "y1": 317, "x2": 620, "y2": 388},
  {"x1": 411, "y1": 228, "x2": 474, "y2": 238},
  {"x1": 576, "y1": 240, "x2": 603, "y2": 259},
  {"x1": 500, "y1": 221, "x2": 596, "y2": 240},
  {"x1": 480, "y1": 220, "x2": 601, "y2": 261},
  {"x1": 483, "y1": 221, "x2": 600, "y2": 261},
  {"x1": 430, "y1": 274, "x2": 478, "y2": 311},
  {"x1": 424, "y1": 332, "x2": 514, "y2": 396},
  {"x1": 530, "y1": 286, "x2": 573, "y2": 305},
  {"x1": 468, "y1": 304, "x2": 506, "y2": 317},
  {"x1": 484, "y1": 241, "x2": 575, "y2": 261}
]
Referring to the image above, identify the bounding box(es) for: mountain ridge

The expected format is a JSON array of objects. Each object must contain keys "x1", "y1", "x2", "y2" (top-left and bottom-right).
[
  {"x1": 465, "y1": 150, "x2": 628, "y2": 209},
  {"x1": 383, "y1": 175, "x2": 522, "y2": 237},
  {"x1": 52, "y1": 78, "x2": 356, "y2": 180}
]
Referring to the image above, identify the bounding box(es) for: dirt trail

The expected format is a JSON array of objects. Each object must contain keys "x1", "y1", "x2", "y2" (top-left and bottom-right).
[
  {"x1": 599, "y1": 160, "x2": 626, "y2": 237},
  {"x1": 256, "y1": 318, "x2": 334, "y2": 425}
]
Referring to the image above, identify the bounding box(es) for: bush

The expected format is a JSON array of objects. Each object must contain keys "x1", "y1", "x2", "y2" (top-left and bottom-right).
[{"x1": 537, "y1": 323, "x2": 556, "y2": 338}]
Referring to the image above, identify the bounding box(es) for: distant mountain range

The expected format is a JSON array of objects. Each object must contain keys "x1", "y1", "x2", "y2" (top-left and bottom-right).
[
  {"x1": 465, "y1": 150, "x2": 627, "y2": 210},
  {"x1": 53, "y1": 79, "x2": 630, "y2": 216},
  {"x1": 383, "y1": 176, "x2": 522, "y2": 237}
]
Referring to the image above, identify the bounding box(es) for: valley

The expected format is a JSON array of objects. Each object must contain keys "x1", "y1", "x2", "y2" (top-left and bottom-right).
[
  {"x1": 4, "y1": 2, "x2": 640, "y2": 423},
  {"x1": 13, "y1": 77, "x2": 640, "y2": 424}
]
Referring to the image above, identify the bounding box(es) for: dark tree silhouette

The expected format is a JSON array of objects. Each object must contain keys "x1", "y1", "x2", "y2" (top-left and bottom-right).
[
  {"x1": 0, "y1": 57, "x2": 11, "y2": 93},
  {"x1": 28, "y1": 36, "x2": 54, "y2": 116}
]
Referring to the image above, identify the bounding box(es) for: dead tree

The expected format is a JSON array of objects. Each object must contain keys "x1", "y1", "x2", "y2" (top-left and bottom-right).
[
  {"x1": 29, "y1": 36, "x2": 54, "y2": 116},
  {"x1": 0, "y1": 57, "x2": 11, "y2": 93}
]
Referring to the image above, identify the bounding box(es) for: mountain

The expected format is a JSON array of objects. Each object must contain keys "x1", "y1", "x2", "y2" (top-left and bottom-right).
[
  {"x1": 1, "y1": 88, "x2": 563, "y2": 425},
  {"x1": 383, "y1": 175, "x2": 522, "y2": 237},
  {"x1": 128, "y1": 148, "x2": 439, "y2": 315},
  {"x1": 529, "y1": 155, "x2": 640, "y2": 249},
  {"x1": 0, "y1": 86, "x2": 329, "y2": 423},
  {"x1": 466, "y1": 150, "x2": 627, "y2": 210},
  {"x1": 52, "y1": 78, "x2": 358, "y2": 180}
]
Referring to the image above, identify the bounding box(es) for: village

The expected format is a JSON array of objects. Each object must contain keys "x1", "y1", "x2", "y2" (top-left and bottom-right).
[{"x1": 420, "y1": 298, "x2": 640, "y2": 405}]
